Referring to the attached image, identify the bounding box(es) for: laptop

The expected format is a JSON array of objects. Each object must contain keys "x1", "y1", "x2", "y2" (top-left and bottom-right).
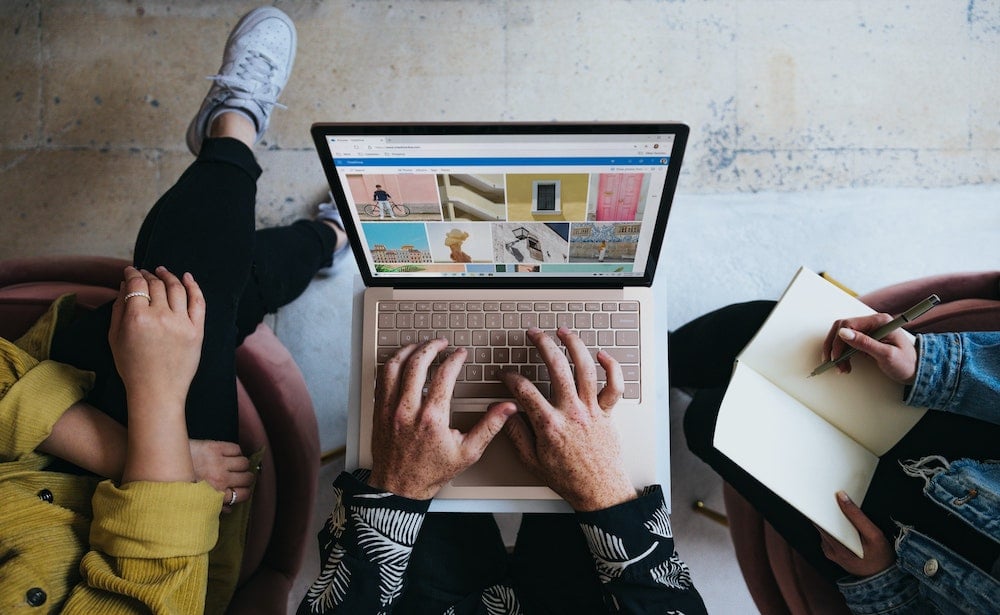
[{"x1": 311, "y1": 123, "x2": 689, "y2": 512}]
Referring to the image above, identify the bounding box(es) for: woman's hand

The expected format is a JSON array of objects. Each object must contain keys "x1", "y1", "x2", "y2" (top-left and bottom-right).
[
  {"x1": 190, "y1": 440, "x2": 255, "y2": 511},
  {"x1": 108, "y1": 266, "x2": 205, "y2": 409},
  {"x1": 822, "y1": 313, "x2": 918, "y2": 383},
  {"x1": 818, "y1": 491, "x2": 896, "y2": 578}
]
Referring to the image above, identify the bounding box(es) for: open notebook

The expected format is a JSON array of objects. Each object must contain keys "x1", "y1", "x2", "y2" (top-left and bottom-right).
[
  {"x1": 312, "y1": 122, "x2": 688, "y2": 511},
  {"x1": 713, "y1": 267, "x2": 927, "y2": 556}
]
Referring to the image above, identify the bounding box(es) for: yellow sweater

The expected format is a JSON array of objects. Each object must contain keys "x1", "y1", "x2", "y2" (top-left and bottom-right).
[{"x1": 0, "y1": 297, "x2": 229, "y2": 614}]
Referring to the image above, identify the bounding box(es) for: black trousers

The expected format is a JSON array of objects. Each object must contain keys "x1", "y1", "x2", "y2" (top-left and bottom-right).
[
  {"x1": 671, "y1": 301, "x2": 1000, "y2": 580},
  {"x1": 393, "y1": 512, "x2": 606, "y2": 614},
  {"x1": 51, "y1": 138, "x2": 336, "y2": 443}
]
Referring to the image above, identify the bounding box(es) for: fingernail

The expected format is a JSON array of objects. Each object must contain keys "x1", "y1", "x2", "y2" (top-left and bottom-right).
[
  {"x1": 527, "y1": 327, "x2": 541, "y2": 335},
  {"x1": 838, "y1": 328, "x2": 855, "y2": 341},
  {"x1": 836, "y1": 490, "x2": 852, "y2": 503},
  {"x1": 494, "y1": 403, "x2": 518, "y2": 417}
]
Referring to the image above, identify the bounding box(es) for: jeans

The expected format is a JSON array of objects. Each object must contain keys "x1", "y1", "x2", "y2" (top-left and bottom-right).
[{"x1": 50, "y1": 138, "x2": 336, "y2": 443}]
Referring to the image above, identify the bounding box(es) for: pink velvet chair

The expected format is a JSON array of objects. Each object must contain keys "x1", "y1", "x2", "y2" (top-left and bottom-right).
[
  {"x1": 723, "y1": 270, "x2": 1000, "y2": 615},
  {"x1": 0, "y1": 255, "x2": 320, "y2": 614}
]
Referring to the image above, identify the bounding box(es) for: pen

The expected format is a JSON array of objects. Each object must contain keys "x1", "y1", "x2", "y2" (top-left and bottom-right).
[{"x1": 809, "y1": 294, "x2": 941, "y2": 377}]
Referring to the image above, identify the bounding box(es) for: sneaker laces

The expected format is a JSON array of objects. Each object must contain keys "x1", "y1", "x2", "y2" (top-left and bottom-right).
[{"x1": 205, "y1": 50, "x2": 287, "y2": 110}]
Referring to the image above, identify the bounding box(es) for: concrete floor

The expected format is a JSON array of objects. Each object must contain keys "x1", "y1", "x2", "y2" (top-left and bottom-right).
[{"x1": 3, "y1": 2, "x2": 998, "y2": 614}]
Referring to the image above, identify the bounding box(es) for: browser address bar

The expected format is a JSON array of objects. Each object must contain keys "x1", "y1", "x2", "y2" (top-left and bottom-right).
[{"x1": 364, "y1": 143, "x2": 647, "y2": 155}]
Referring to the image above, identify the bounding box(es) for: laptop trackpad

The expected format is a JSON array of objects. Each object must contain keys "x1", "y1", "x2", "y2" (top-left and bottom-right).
[{"x1": 450, "y1": 411, "x2": 544, "y2": 487}]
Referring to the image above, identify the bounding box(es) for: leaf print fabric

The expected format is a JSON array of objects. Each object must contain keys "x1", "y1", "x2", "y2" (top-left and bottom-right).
[
  {"x1": 482, "y1": 584, "x2": 522, "y2": 614},
  {"x1": 299, "y1": 476, "x2": 707, "y2": 615},
  {"x1": 579, "y1": 523, "x2": 659, "y2": 583},
  {"x1": 650, "y1": 552, "x2": 694, "y2": 590},
  {"x1": 575, "y1": 485, "x2": 707, "y2": 614},
  {"x1": 298, "y1": 472, "x2": 430, "y2": 614},
  {"x1": 353, "y1": 505, "x2": 424, "y2": 607},
  {"x1": 643, "y1": 501, "x2": 673, "y2": 539}
]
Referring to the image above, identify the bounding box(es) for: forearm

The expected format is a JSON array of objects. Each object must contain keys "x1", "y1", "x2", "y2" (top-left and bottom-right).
[
  {"x1": 907, "y1": 332, "x2": 1000, "y2": 425},
  {"x1": 837, "y1": 564, "x2": 933, "y2": 615},
  {"x1": 575, "y1": 485, "x2": 708, "y2": 615},
  {"x1": 299, "y1": 470, "x2": 430, "y2": 614},
  {"x1": 120, "y1": 392, "x2": 195, "y2": 484},
  {"x1": 66, "y1": 480, "x2": 221, "y2": 614},
  {"x1": 37, "y1": 401, "x2": 126, "y2": 480}
]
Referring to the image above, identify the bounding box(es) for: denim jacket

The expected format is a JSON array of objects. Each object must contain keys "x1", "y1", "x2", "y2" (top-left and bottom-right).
[{"x1": 837, "y1": 332, "x2": 1000, "y2": 614}]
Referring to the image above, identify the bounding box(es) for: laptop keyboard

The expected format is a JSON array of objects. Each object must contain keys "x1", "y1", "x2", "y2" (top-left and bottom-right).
[{"x1": 375, "y1": 300, "x2": 641, "y2": 400}]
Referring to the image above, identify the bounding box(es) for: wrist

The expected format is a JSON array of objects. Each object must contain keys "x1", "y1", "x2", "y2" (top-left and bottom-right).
[
  {"x1": 122, "y1": 414, "x2": 195, "y2": 484},
  {"x1": 368, "y1": 467, "x2": 438, "y2": 501},
  {"x1": 125, "y1": 388, "x2": 187, "y2": 419},
  {"x1": 568, "y1": 480, "x2": 637, "y2": 512}
]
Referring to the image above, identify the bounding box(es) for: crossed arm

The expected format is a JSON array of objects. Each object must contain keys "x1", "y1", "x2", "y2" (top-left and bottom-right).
[
  {"x1": 37, "y1": 266, "x2": 253, "y2": 506},
  {"x1": 55, "y1": 266, "x2": 225, "y2": 613}
]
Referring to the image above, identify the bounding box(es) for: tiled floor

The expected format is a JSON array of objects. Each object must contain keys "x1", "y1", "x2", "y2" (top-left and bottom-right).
[{"x1": 4, "y1": 3, "x2": 998, "y2": 614}]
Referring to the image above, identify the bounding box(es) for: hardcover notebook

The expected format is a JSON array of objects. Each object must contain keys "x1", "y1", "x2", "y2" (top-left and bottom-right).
[
  {"x1": 713, "y1": 267, "x2": 928, "y2": 556},
  {"x1": 311, "y1": 122, "x2": 689, "y2": 511}
]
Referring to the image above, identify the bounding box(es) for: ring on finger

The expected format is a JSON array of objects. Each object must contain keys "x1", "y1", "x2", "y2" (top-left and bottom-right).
[
  {"x1": 228, "y1": 487, "x2": 238, "y2": 507},
  {"x1": 123, "y1": 291, "x2": 152, "y2": 304}
]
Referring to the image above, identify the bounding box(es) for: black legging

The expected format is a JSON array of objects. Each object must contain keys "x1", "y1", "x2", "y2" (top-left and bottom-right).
[
  {"x1": 670, "y1": 300, "x2": 1000, "y2": 580},
  {"x1": 50, "y1": 137, "x2": 337, "y2": 443}
]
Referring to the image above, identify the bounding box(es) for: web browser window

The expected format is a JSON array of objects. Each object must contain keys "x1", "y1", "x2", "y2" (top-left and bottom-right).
[{"x1": 318, "y1": 129, "x2": 680, "y2": 282}]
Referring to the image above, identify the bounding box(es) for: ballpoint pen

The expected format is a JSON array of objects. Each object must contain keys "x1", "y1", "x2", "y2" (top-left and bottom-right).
[{"x1": 809, "y1": 294, "x2": 941, "y2": 377}]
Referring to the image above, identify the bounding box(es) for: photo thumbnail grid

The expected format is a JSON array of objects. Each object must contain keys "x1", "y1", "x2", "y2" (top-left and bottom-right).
[{"x1": 343, "y1": 171, "x2": 653, "y2": 275}]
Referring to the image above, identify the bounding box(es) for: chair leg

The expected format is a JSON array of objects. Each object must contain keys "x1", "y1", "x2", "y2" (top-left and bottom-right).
[{"x1": 692, "y1": 500, "x2": 729, "y2": 526}]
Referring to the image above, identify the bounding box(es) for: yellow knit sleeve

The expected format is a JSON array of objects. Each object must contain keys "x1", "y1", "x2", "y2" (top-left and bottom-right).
[
  {"x1": 14, "y1": 293, "x2": 78, "y2": 361},
  {"x1": 0, "y1": 338, "x2": 95, "y2": 459},
  {"x1": 60, "y1": 480, "x2": 222, "y2": 614}
]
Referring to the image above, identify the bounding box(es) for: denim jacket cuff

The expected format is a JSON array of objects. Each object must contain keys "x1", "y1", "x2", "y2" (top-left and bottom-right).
[
  {"x1": 905, "y1": 333, "x2": 962, "y2": 409},
  {"x1": 837, "y1": 563, "x2": 921, "y2": 614}
]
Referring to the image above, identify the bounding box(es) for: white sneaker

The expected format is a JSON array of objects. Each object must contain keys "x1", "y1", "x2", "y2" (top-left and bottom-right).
[
  {"x1": 186, "y1": 7, "x2": 296, "y2": 155},
  {"x1": 315, "y1": 194, "x2": 345, "y2": 232},
  {"x1": 315, "y1": 192, "x2": 351, "y2": 261}
]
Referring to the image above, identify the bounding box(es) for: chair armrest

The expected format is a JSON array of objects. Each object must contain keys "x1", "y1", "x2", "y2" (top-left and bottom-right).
[
  {"x1": 859, "y1": 271, "x2": 999, "y2": 314},
  {"x1": 233, "y1": 324, "x2": 319, "y2": 591},
  {"x1": 0, "y1": 255, "x2": 129, "y2": 290},
  {"x1": 859, "y1": 271, "x2": 1000, "y2": 333}
]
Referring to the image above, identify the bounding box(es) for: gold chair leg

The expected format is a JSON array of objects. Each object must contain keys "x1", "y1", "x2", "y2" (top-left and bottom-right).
[{"x1": 692, "y1": 500, "x2": 729, "y2": 527}]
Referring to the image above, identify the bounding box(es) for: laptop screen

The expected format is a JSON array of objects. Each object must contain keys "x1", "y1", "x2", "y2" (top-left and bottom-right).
[{"x1": 311, "y1": 123, "x2": 688, "y2": 288}]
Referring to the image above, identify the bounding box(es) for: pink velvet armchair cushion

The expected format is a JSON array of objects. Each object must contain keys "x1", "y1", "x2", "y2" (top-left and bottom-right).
[
  {"x1": 860, "y1": 270, "x2": 1000, "y2": 333},
  {"x1": 724, "y1": 270, "x2": 1000, "y2": 615},
  {"x1": 229, "y1": 323, "x2": 320, "y2": 614},
  {"x1": 0, "y1": 255, "x2": 320, "y2": 613}
]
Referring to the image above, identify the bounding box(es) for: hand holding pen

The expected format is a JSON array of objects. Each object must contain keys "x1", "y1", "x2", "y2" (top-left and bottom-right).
[{"x1": 812, "y1": 295, "x2": 940, "y2": 382}]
